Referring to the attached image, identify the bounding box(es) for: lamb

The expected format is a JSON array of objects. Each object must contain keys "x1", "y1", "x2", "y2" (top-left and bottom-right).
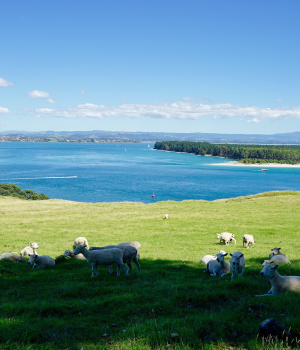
[
  {"x1": 89, "y1": 245, "x2": 140, "y2": 274},
  {"x1": 20, "y1": 242, "x2": 39, "y2": 256},
  {"x1": 28, "y1": 254, "x2": 55, "y2": 269},
  {"x1": 200, "y1": 255, "x2": 217, "y2": 264},
  {"x1": 217, "y1": 232, "x2": 236, "y2": 245},
  {"x1": 262, "y1": 255, "x2": 291, "y2": 265},
  {"x1": 230, "y1": 252, "x2": 245, "y2": 280},
  {"x1": 256, "y1": 263, "x2": 300, "y2": 296},
  {"x1": 269, "y1": 248, "x2": 286, "y2": 259},
  {"x1": 74, "y1": 244, "x2": 128, "y2": 278},
  {"x1": 117, "y1": 241, "x2": 141, "y2": 257},
  {"x1": 0, "y1": 253, "x2": 26, "y2": 263},
  {"x1": 62, "y1": 250, "x2": 86, "y2": 260},
  {"x1": 205, "y1": 252, "x2": 230, "y2": 277},
  {"x1": 243, "y1": 234, "x2": 256, "y2": 248},
  {"x1": 73, "y1": 237, "x2": 89, "y2": 251},
  {"x1": 164, "y1": 214, "x2": 169, "y2": 220}
]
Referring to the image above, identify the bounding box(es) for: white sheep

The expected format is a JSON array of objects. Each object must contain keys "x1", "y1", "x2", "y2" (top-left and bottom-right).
[
  {"x1": 73, "y1": 237, "x2": 89, "y2": 251},
  {"x1": 243, "y1": 234, "x2": 256, "y2": 248},
  {"x1": 62, "y1": 250, "x2": 86, "y2": 260},
  {"x1": 29, "y1": 254, "x2": 55, "y2": 269},
  {"x1": 262, "y1": 255, "x2": 291, "y2": 265},
  {"x1": 117, "y1": 241, "x2": 141, "y2": 257},
  {"x1": 217, "y1": 232, "x2": 236, "y2": 245},
  {"x1": 73, "y1": 244, "x2": 128, "y2": 278},
  {"x1": 230, "y1": 252, "x2": 245, "y2": 280},
  {"x1": 256, "y1": 263, "x2": 300, "y2": 296},
  {"x1": 269, "y1": 247, "x2": 286, "y2": 259},
  {"x1": 218, "y1": 250, "x2": 227, "y2": 255},
  {"x1": 0, "y1": 253, "x2": 26, "y2": 263},
  {"x1": 20, "y1": 242, "x2": 39, "y2": 257},
  {"x1": 205, "y1": 252, "x2": 230, "y2": 277},
  {"x1": 89, "y1": 245, "x2": 140, "y2": 274},
  {"x1": 200, "y1": 255, "x2": 217, "y2": 264},
  {"x1": 164, "y1": 214, "x2": 169, "y2": 220}
]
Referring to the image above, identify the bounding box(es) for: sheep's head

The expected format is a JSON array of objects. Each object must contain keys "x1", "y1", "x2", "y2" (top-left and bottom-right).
[
  {"x1": 230, "y1": 253, "x2": 244, "y2": 267},
  {"x1": 63, "y1": 250, "x2": 73, "y2": 257},
  {"x1": 216, "y1": 253, "x2": 227, "y2": 262},
  {"x1": 262, "y1": 260, "x2": 271, "y2": 266},
  {"x1": 30, "y1": 242, "x2": 39, "y2": 249},
  {"x1": 73, "y1": 244, "x2": 86, "y2": 255},
  {"x1": 260, "y1": 263, "x2": 279, "y2": 278},
  {"x1": 271, "y1": 248, "x2": 281, "y2": 255},
  {"x1": 28, "y1": 254, "x2": 38, "y2": 265},
  {"x1": 18, "y1": 254, "x2": 26, "y2": 263},
  {"x1": 217, "y1": 234, "x2": 221, "y2": 239}
]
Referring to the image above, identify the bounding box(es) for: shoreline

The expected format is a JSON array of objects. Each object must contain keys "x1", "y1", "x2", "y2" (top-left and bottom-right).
[{"x1": 209, "y1": 161, "x2": 300, "y2": 168}]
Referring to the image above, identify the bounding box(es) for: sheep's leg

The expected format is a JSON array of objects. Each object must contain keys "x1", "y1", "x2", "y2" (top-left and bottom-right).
[
  {"x1": 108, "y1": 265, "x2": 113, "y2": 273},
  {"x1": 133, "y1": 257, "x2": 141, "y2": 273},
  {"x1": 91, "y1": 263, "x2": 97, "y2": 278},
  {"x1": 232, "y1": 238, "x2": 236, "y2": 244},
  {"x1": 121, "y1": 263, "x2": 128, "y2": 276},
  {"x1": 231, "y1": 273, "x2": 234, "y2": 281},
  {"x1": 220, "y1": 272, "x2": 228, "y2": 277},
  {"x1": 127, "y1": 262, "x2": 133, "y2": 274},
  {"x1": 116, "y1": 264, "x2": 121, "y2": 276}
]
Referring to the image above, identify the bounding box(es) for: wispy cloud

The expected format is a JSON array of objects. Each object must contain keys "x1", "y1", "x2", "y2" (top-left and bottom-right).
[
  {"x1": 46, "y1": 98, "x2": 55, "y2": 104},
  {"x1": 28, "y1": 90, "x2": 50, "y2": 98},
  {"x1": 30, "y1": 101, "x2": 300, "y2": 122},
  {"x1": 247, "y1": 118, "x2": 262, "y2": 123},
  {"x1": 0, "y1": 78, "x2": 13, "y2": 87},
  {"x1": 80, "y1": 90, "x2": 85, "y2": 95},
  {"x1": 0, "y1": 107, "x2": 10, "y2": 114}
]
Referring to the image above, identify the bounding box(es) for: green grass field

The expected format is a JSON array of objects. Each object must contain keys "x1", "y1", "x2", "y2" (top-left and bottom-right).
[{"x1": 1, "y1": 191, "x2": 300, "y2": 350}]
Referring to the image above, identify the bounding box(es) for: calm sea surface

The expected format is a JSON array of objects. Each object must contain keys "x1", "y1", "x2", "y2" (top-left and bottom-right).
[{"x1": 0, "y1": 142, "x2": 299, "y2": 203}]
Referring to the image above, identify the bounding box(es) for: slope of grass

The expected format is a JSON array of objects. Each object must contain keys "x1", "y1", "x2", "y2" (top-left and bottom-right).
[{"x1": 1, "y1": 191, "x2": 300, "y2": 350}]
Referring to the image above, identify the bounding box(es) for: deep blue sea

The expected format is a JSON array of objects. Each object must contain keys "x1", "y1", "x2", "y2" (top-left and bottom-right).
[{"x1": 0, "y1": 142, "x2": 299, "y2": 203}]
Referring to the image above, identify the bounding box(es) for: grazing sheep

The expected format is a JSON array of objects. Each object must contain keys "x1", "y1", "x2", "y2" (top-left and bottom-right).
[
  {"x1": 0, "y1": 253, "x2": 26, "y2": 263},
  {"x1": 200, "y1": 255, "x2": 217, "y2": 264},
  {"x1": 205, "y1": 253, "x2": 230, "y2": 277},
  {"x1": 262, "y1": 255, "x2": 291, "y2": 265},
  {"x1": 269, "y1": 248, "x2": 286, "y2": 259},
  {"x1": 256, "y1": 263, "x2": 300, "y2": 296},
  {"x1": 217, "y1": 232, "x2": 236, "y2": 245},
  {"x1": 243, "y1": 234, "x2": 256, "y2": 248},
  {"x1": 29, "y1": 254, "x2": 55, "y2": 269},
  {"x1": 89, "y1": 245, "x2": 140, "y2": 274},
  {"x1": 73, "y1": 237, "x2": 89, "y2": 251},
  {"x1": 164, "y1": 214, "x2": 169, "y2": 220},
  {"x1": 117, "y1": 241, "x2": 141, "y2": 257},
  {"x1": 63, "y1": 250, "x2": 86, "y2": 260},
  {"x1": 230, "y1": 252, "x2": 245, "y2": 280},
  {"x1": 74, "y1": 244, "x2": 128, "y2": 278},
  {"x1": 20, "y1": 242, "x2": 39, "y2": 257}
]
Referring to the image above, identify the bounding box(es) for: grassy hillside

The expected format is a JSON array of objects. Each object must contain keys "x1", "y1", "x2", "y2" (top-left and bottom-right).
[{"x1": 1, "y1": 192, "x2": 300, "y2": 350}]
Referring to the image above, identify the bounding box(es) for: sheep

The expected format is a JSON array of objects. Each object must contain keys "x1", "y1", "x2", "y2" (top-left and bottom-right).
[
  {"x1": 20, "y1": 242, "x2": 39, "y2": 256},
  {"x1": 0, "y1": 253, "x2": 26, "y2": 263},
  {"x1": 117, "y1": 241, "x2": 141, "y2": 257},
  {"x1": 89, "y1": 245, "x2": 140, "y2": 274},
  {"x1": 62, "y1": 250, "x2": 86, "y2": 260},
  {"x1": 205, "y1": 253, "x2": 230, "y2": 277},
  {"x1": 243, "y1": 234, "x2": 256, "y2": 248},
  {"x1": 73, "y1": 237, "x2": 89, "y2": 251},
  {"x1": 219, "y1": 250, "x2": 227, "y2": 255},
  {"x1": 217, "y1": 232, "x2": 236, "y2": 245},
  {"x1": 28, "y1": 254, "x2": 55, "y2": 269},
  {"x1": 200, "y1": 255, "x2": 217, "y2": 264},
  {"x1": 164, "y1": 214, "x2": 169, "y2": 220},
  {"x1": 230, "y1": 252, "x2": 245, "y2": 280},
  {"x1": 269, "y1": 248, "x2": 286, "y2": 259},
  {"x1": 262, "y1": 255, "x2": 291, "y2": 265},
  {"x1": 256, "y1": 263, "x2": 300, "y2": 296},
  {"x1": 74, "y1": 244, "x2": 128, "y2": 278}
]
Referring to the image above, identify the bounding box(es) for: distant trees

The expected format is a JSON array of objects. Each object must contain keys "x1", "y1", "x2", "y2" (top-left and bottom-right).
[
  {"x1": 0, "y1": 183, "x2": 49, "y2": 200},
  {"x1": 154, "y1": 141, "x2": 300, "y2": 164}
]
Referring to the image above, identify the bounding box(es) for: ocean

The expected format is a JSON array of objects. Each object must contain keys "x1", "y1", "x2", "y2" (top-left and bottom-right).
[{"x1": 0, "y1": 142, "x2": 299, "y2": 203}]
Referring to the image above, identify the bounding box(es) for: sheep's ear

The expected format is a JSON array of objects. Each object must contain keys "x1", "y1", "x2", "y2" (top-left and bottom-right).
[
  {"x1": 28, "y1": 254, "x2": 31, "y2": 256},
  {"x1": 83, "y1": 244, "x2": 87, "y2": 248},
  {"x1": 239, "y1": 254, "x2": 244, "y2": 258},
  {"x1": 273, "y1": 264, "x2": 279, "y2": 270},
  {"x1": 224, "y1": 253, "x2": 228, "y2": 256},
  {"x1": 278, "y1": 248, "x2": 281, "y2": 250},
  {"x1": 271, "y1": 248, "x2": 273, "y2": 251},
  {"x1": 230, "y1": 253, "x2": 233, "y2": 256}
]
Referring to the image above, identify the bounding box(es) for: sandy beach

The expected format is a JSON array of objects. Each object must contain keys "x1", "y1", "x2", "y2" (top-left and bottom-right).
[{"x1": 209, "y1": 161, "x2": 300, "y2": 168}]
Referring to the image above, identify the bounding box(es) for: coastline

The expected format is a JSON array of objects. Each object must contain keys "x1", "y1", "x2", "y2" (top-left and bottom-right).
[{"x1": 209, "y1": 161, "x2": 300, "y2": 168}]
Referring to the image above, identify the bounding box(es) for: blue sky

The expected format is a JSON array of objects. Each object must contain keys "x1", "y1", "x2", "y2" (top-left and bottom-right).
[{"x1": 1, "y1": 0, "x2": 300, "y2": 134}]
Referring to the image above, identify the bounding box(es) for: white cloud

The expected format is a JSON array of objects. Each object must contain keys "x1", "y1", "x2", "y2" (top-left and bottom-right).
[
  {"x1": 46, "y1": 98, "x2": 55, "y2": 104},
  {"x1": 0, "y1": 107, "x2": 10, "y2": 114},
  {"x1": 29, "y1": 101, "x2": 300, "y2": 122},
  {"x1": 0, "y1": 78, "x2": 13, "y2": 87},
  {"x1": 247, "y1": 118, "x2": 262, "y2": 123},
  {"x1": 28, "y1": 90, "x2": 50, "y2": 98}
]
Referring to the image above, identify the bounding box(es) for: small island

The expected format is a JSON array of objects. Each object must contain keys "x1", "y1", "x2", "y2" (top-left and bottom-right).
[{"x1": 154, "y1": 141, "x2": 300, "y2": 165}]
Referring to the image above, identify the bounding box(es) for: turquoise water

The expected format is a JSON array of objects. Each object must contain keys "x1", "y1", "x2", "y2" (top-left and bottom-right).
[{"x1": 0, "y1": 142, "x2": 299, "y2": 203}]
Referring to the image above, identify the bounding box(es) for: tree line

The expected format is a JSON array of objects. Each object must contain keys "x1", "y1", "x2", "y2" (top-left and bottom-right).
[
  {"x1": 0, "y1": 183, "x2": 49, "y2": 200},
  {"x1": 154, "y1": 141, "x2": 300, "y2": 164}
]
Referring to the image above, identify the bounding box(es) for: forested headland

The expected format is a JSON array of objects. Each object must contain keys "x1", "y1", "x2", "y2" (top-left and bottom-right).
[
  {"x1": 0, "y1": 183, "x2": 49, "y2": 200},
  {"x1": 154, "y1": 141, "x2": 300, "y2": 164}
]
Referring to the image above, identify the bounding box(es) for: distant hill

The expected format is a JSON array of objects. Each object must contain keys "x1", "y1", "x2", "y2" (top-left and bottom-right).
[{"x1": 1, "y1": 130, "x2": 300, "y2": 144}]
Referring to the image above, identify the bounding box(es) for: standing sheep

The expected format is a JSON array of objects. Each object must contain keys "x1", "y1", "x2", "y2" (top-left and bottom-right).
[
  {"x1": 256, "y1": 263, "x2": 300, "y2": 296},
  {"x1": 205, "y1": 253, "x2": 230, "y2": 277},
  {"x1": 0, "y1": 253, "x2": 26, "y2": 263},
  {"x1": 73, "y1": 237, "x2": 89, "y2": 250},
  {"x1": 29, "y1": 254, "x2": 55, "y2": 269},
  {"x1": 230, "y1": 252, "x2": 245, "y2": 280},
  {"x1": 89, "y1": 245, "x2": 140, "y2": 274},
  {"x1": 217, "y1": 232, "x2": 236, "y2": 245},
  {"x1": 73, "y1": 245, "x2": 128, "y2": 278},
  {"x1": 243, "y1": 234, "x2": 256, "y2": 248}
]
